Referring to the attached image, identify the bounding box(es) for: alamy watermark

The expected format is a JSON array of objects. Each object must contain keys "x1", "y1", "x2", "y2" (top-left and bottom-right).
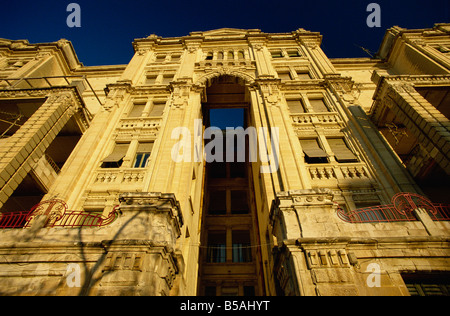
[
  {"x1": 366, "y1": 263, "x2": 381, "y2": 288},
  {"x1": 66, "y1": 3, "x2": 81, "y2": 28},
  {"x1": 66, "y1": 263, "x2": 81, "y2": 288},
  {"x1": 366, "y1": 3, "x2": 381, "y2": 28}
]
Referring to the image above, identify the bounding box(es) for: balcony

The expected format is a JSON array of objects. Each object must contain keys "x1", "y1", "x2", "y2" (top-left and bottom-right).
[
  {"x1": 0, "y1": 199, "x2": 119, "y2": 229},
  {"x1": 337, "y1": 192, "x2": 450, "y2": 223},
  {"x1": 290, "y1": 112, "x2": 343, "y2": 126}
]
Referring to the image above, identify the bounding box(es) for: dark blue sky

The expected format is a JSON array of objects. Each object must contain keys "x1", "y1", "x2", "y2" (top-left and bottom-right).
[{"x1": 1, "y1": 0, "x2": 448, "y2": 66}]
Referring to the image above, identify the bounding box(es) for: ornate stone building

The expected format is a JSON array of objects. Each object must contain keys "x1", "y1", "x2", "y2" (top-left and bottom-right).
[{"x1": 0, "y1": 23, "x2": 448, "y2": 296}]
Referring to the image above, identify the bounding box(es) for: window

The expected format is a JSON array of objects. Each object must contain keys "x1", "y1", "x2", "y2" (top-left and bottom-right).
[
  {"x1": 171, "y1": 54, "x2": 181, "y2": 62},
  {"x1": 208, "y1": 190, "x2": 227, "y2": 215},
  {"x1": 128, "y1": 102, "x2": 146, "y2": 117},
  {"x1": 287, "y1": 99, "x2": 305, "y2": 114},
  {"x1": 228, "y1": 51, "x2": 234, "y2": 60},
  {"x1": 238, "y1": 51, "x2": 245, "y2": 59},
  {"x1": 148, "y1": 101, "x2": 165, "y2": 116},
  {"x1": 403, "y1": 273, "x2": 450, "y2": 296},
  {"x1": 161, "y1": 74, "x2": 173, "y2": 85},
  {"x1": 270, "y1": 50, "x2": 283, "y2": 58},
  {"x1": 205, "y1": 52, "x2": 213, "y2": 60},
  {"x1": 155, "y1": 55, "x2": 165, "y2": 62},
  {"x1": 208, "y1": 189, "x2": 249, "y2": 215},
  {"x1": 133, "y1": 142, "x2": 153, "y2": 168},
  {"x1": 309, "y1": 98, "x2": 330, "y2": 112},
  {"x1": 328, "y1": 138, "x2": 358, "y2": 162},
  {"x1": 146, "y1": 75, "x2": 158, "y2": 85},
  {"x1": 101, "y1": 143, "x2": 129, "y2": 168},
  {"x1": 287, "y1": 50, "x2": 301, "y2": 57},
  {"x1": 300, "y1": 139, "x2": 328, "y2": 164},
  {"x1": 297, "y1": 71, "x2": 311, "y2": 80},
  {"x1": 232, "y1": 230, "x2": 252, "y2": 263},
  {"x1": 278, "y1": 71, "x2": 292, "y2": 80},
  {"x1": 231, "y1": 190, "x2": 249, "y2": 214},
  {"x1": 217, "y1": 52, "x2": 224, "y2": 60},
  {"x1": 206, "y1": 231, "x2": 226, "y2": 263}
]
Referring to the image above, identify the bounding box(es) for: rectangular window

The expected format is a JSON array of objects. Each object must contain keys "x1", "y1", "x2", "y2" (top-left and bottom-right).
[
  {"x1": 133, "y1": 142, "x2": 153, "y2": 168},
  {"x1": 402, "y1": 273, "x2": 450, "y2": 296},
  {"x1": 287, "y1": 50, "x2": 301, "y2": 57},
  {"x1": 155, "y1": 55, "x2": 165, "y2": 62},
  {"x1": 297, "y1": 71, "x2": 312, "y2": 80},
  {"x1": 171, "y1": 54, "x2": 181, "y2": 62},
  {"x1": 300, "y1": 139, "x2": 328, "y2": 164},
  {"x1": 146, "y1": 75, "x2": 158, "y2": 85},
  {"x1": 328, "y1": 138, "x2": 358, "y2": 162},
  {"x1": 128, "y1": 102, "x2": 146, "y2": 117},
  {"x1": 207, "y1": 231, "x2": 226, "y2": 263},
  {"x1": 208, "y1": 190, "x2": 227, "y2": 215},
  {"x1": 309, "y1": 98, "x2": 329, "y2": 112},
  {"x1": 161, "y1": 75, "x2": 173, "y2": 85},
  {"x1": 270, "y1": 50, "x2": 283, "y2": 58},
  {"x1": 278, "y1": 71, "x2": 292, "y2": 80},
  {"x1": 232, "y1": 230, "x2": 252, "y2": 263},
  {"x1": 149, "y1": 102, "x2": 165, "y2": 116},
  {"x1": 101, "y1": 143, "x2": 129, "y2": 168},
  {"x1": 287, "y1": 99, "x2": 305, "y2": 114},
  {"x1": 231, "y1": 190, "x2": 249, "y2": 214}
]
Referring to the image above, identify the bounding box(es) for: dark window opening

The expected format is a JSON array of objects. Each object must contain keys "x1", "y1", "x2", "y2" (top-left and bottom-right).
[
  {"x1": 206, "y1": 231, "x2": 226, "y2": 263},
  {"x1": 402, "y1": 273, "x2": 450, "y2": 296},
  {"x1": 208, "y1": 190, "x2": 227, "y2": 215},
  {"x1": 232, "y1": 230, "x2": 252, "y2": 263},
  {"x1": 231, "y1": 190, "x2": 249, "y2": 214}
]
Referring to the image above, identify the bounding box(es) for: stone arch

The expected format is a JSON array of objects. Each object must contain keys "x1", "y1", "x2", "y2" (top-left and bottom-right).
[{"x1": 194, "y1": 69, "x2": 256, "y2": 88}]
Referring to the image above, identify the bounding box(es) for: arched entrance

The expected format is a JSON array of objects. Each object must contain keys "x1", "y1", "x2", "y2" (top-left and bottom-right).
[{"x1": 197, "y1": 75, "x2": 265, "y2": 296}]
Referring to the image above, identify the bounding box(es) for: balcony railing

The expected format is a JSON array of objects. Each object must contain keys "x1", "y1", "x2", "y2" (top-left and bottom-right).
[
  {"x1": 0, "y1": 199, "x2": 119, "y2": 229},
  {"x1": 337, "y1": 192, "x2": 450, "y2": 223}
]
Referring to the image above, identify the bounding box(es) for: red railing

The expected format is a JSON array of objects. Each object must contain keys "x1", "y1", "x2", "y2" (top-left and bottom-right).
[
  {"x1": 0, "y1": 199, "x2": 119, "y2": 229},
  {"x1": 48, "y1": 208, "x2": 119, "y2": 228},
  {"x1": 337, "y1": 192, "x2": 450, "y2": 223},
  {"x1": 0, "y1": 210, "x2": 33, "y2": 228}
]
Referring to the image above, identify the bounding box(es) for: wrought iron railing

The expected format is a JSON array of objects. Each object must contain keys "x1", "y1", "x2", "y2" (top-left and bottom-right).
[
  {"x1": 0, "y1": 199, "x2": 119, "y2": 229},
  {"x1": 337, "y1": 192, "x2": 450, "y2": 223},
  {"x1": 0, "y1": 210, "x2": 32, "y2": 228}
]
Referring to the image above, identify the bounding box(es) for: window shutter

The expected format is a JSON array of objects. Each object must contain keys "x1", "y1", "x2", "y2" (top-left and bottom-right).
[
  {"x1": 278, "y1": 72, "x2": 292, "y2": 80},
  {"x1": 300, "y1": 139, "x2": 327, "y2": 158},
  {"x1": 309, "y1": 98, "x2": 329, "y2": 112},
  {"x1": 137, "y1": 142, "x2": 153, "y2": 153},
  {"x1": 149, "y1": 102, "x2": 165, "y2": 116},
  {"x1": 128, "y1": 103, "x2": 145, "y2": 117},
  {"x1": 102, "y1": 143, "x2": 129, "y2": 162},
  {"x1": 287, "y1": 99, "x2": 305, "y2": 113},
  {"x1": 328, "y1": 138, "x2": 358, "y2": 162}
]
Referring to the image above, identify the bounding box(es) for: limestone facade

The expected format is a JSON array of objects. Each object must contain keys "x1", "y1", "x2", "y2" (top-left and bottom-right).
[{"x1": 0, "y1": 24, "x2": 448, "y2": 296}]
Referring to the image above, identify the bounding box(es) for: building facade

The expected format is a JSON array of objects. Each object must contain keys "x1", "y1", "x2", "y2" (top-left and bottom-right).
[{"x1": 0, "y1": 24, "x2": 449, "y2": 296}]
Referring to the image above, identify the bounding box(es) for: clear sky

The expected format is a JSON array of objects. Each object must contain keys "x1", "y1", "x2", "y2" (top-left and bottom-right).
[{"x1": 0, "y1": 0, "x2": 448, "y2": 66}]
